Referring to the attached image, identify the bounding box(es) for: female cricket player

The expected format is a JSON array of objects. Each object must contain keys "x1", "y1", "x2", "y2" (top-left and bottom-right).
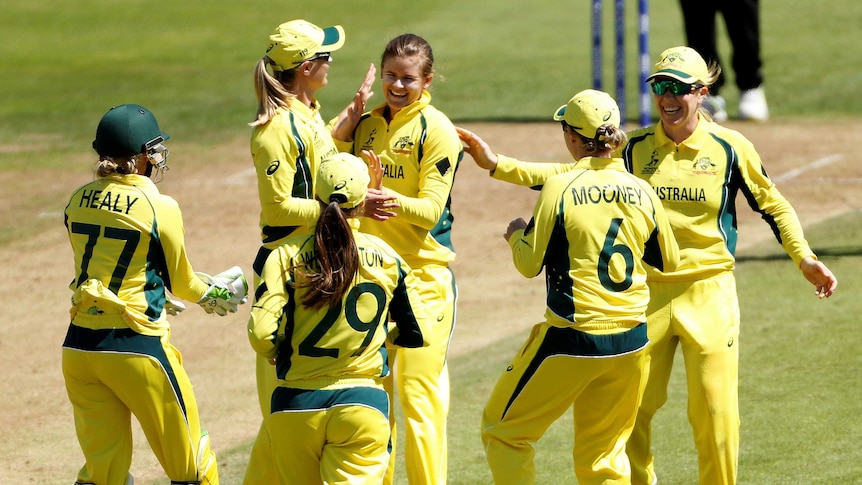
[
  {"x1": 247, "y1": 152, "x2": 430, "y2": 484},
  {"x1": 244, "y1": 19, "x2": 392, "y2": 484},
  {"x1": 623, "y1": 46, "x2": 836, "y2": 485},
  {"x1": 331, "y1": 33, "x2": 463, "y2": 485},
  {"x1": 460, "y1": 46, "x2": 838, "y2": 485},
  {"x1": 62, "y1": 104, "x2": 247, "y2": 485},
  {"x1": 459, "y1": 89, "x2": 679, "y2": 484}
]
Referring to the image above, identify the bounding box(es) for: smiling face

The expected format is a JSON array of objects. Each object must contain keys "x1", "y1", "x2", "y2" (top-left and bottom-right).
[
  {"x1": 380, "y1": 54, "x2": 431, "y2": 117},
  {"x1": 652, "y1": 76, "x2": 708, "y2": 142}
]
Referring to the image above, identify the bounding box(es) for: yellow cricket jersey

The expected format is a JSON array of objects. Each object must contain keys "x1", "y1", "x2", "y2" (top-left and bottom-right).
[
  {"x1": 622, "y1": 116, "x2": 816, "y2": 281},
  {"x1": 64, "y1": 174, "x2": 209, "y2": 336},
  {"x1": 248, "y1": 219, "x2": 430, "y2": 389},
  {"x1": 493, "y1": 115, "x2": 816, "y2": 283},
  {"x1": 492, "y1": 154, "x2": 582, "y2": 190},
  {"x1": 251, "y1": 98, "x2": 340, "y2": 248},
  {"x1": 508, "y1": 157, "x2": 679, "y2": 333},
  {"x1": 334, "y1": 90, "x2": 462, "y2": 267}
]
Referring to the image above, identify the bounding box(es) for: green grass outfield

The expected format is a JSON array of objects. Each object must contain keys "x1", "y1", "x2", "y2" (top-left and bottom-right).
[
  {"x1": 209, "y1": 210, "x2": 862, "y2": 484},
  {"x1": 2, "y1": 0, "x2": 861, "y2": 164},
  {"x1": 4, "y1": 1, "x2": 860, "y2": 483}
]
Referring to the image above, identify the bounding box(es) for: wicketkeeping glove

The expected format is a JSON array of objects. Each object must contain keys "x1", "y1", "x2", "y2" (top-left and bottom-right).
[
  {"x1": 196, "y1": 266, "x2": 249, "y2": 316},
  {"x1": 165, "y1": 291, "x2": 187, "y2": 316}
]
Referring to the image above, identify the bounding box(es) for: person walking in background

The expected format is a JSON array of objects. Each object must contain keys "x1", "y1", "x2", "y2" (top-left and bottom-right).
[
  {"x1": 331, "y1": 33, "x2": 463, "y2": 485},
  {"x1": 243, "y1": 19, "x2": 388, "y2": 484},
  {"x1": 247, "y1": 152, "x2": 430, "y2": 485},
  {"x1": 459, "y1": 45, "x2": 838, "y2": 485},
  {"x1": 459, "y1": 89, "x2": 679, "y2": 484},
  {"x1": 63, "y1": 104, "x2": 248, "y2": 485},
  {"x1": 679, "y1": 0, "x2": 769, "y2": 121}
]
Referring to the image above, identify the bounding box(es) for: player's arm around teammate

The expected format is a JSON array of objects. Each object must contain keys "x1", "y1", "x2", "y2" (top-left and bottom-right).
[
  {"x1": 622, "y1": 46, "x2": 836, "y2": 485},
  {"x1": 478, "y1": 90, "x2": 678, "y2": 485},
  {"x1": 63, "y1": 104, "x2": 247, "y2": 485},
  {"x1": 331, "y1": 33, "x2": 463, "y2": 485},
  {"x1": 246, "y1": 153, "x2": 429, "y2": 485},
  {"x1": 457, "y1": 126, "x2": 578, "y2": 189}
]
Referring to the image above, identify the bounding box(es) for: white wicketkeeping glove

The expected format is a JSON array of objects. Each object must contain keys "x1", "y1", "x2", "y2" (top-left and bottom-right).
[
  {"x1": 196, "y1": 266, "x2": 249, "y2": 316},
  {"x1": 165, "y1": 291, "x2": 187, "y2": 316}
]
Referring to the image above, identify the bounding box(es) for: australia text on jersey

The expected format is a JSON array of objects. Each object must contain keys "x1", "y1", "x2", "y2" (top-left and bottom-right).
[{"x1": 651, "y1": 186, "x2": 707, "y2": 202}]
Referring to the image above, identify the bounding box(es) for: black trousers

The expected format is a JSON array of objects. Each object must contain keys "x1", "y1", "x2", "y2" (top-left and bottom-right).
[{"x1": 679, "y1": 0, "x2": 763, "y2": 95}]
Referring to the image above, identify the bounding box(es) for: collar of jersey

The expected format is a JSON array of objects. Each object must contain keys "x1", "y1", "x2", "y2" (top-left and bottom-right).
[{"x1": 369, "y1": 89, "x2": 431, "y2": 121}]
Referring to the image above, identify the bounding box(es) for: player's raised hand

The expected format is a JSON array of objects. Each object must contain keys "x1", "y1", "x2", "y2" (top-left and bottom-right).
[
  {"x1": 332, "y1": 63, "x2": 376, "y2": 142},
  {"x1": 800, "y1": 256, "x2": 837, "y2": 299},
  {"x1": 362, "y1": 149, "x2": 384, "y2": 190},
  {"x1": 456, "y1": 126, "x2": 498, "y2": 171},
  {"x1": 359, "y1": 149, "x2": 398, "y2": 221}
]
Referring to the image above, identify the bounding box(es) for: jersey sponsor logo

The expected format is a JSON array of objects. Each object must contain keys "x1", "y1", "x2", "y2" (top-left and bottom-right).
[
  {"x1": 77, "y1": 189, "x2": 140, "y2": 214},
  {"x1": 360, "y1": 129, "x2": 377, "y2": 151},
  {"x1": 569, "y1": 184, "x2": 646, "y2": 206},
  {"x1": 392, "y1": 136, "x2": 414, "y2": 155},
  {"x1": 266, "y1": 160, "x2": 280, "y2": 175},
  {"x1": 651, "y1": 185, "x2": 707, "y2": 202},
  {"x1": 692, "y1": 157, "x2": 718, "y2": 175}
]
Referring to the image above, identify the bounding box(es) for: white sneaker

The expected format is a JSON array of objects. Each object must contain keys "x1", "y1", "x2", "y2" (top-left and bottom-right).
[
  {"x1": 739, "y1": 87, "x2": 769, "y2": 121},
  {"x1": 702, "y1": 95, "x2": 728, "y2": 122}
]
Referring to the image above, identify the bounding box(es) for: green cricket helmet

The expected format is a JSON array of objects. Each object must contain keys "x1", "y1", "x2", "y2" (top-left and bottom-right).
[{"x1": 92, "y1": 104, "x2": 170, "y2": 157}]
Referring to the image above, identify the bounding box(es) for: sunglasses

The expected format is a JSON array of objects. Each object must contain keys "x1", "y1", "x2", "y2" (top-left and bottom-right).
[
  {"x1": 650, "y1": 79, "x2": 703, "y2": 96},
  {"x1": 305, "y1": 52, "x2": 332, "y2": 63}
]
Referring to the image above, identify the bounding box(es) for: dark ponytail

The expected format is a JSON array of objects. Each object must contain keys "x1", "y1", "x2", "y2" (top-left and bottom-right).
[{"x1": 296, "y1": 200, "x2": 360, "y2": 309}]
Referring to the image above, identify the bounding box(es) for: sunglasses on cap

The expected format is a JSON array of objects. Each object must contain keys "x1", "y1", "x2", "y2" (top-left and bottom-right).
[
  {"x1": 305, "y1": 52, "x2": 332, "y2": 63},
  {"x1": 650, "y1": 79, "x2": 703, "y2": 96}
]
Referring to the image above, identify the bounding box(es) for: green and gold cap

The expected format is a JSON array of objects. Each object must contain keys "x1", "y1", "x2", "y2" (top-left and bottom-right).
[
  {"x1": 646, "y1": 46, "x2": 709, "y2": 84},
  {"x1": 553, "y1": 89, "x2": 620, "y2": 139},
  {"x1": 265, "y1": 19, "x2": 344, "y2": 71}
]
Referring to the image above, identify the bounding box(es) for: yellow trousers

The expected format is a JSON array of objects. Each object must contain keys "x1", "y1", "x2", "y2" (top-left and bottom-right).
[
  {"x1": 62, "y1": 326, "x2": 217, "y2": 485},
  {"x1": 265, "y1": 386, "x2": 391, "y2": 485},
  {"x1": 482, "y1": 323, "x2": 648, "y2": 485},
  {"x1": 384, "y1": 265, "x2": 456, "y2": 485},
  {"x1": 244, "y1": 245, "x2": 281, "y2": 485},
  {"x1": 628, "y1": 272, "x2": 740, "y2": 485}
]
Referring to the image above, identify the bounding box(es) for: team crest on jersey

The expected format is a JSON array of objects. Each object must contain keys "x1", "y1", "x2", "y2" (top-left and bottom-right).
[
  {"x1": 392, "y1": 136, "x2": 414, "y2": 154},
  {"x1": 641, "y1": 150, "x2": 661, "y2": 174},
  {"x1": 692, "y1": 157, "x2": 717, "y2": 175},
  {"x1": 361, "y1": 129, "x2": 377, "y2": 151}
]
